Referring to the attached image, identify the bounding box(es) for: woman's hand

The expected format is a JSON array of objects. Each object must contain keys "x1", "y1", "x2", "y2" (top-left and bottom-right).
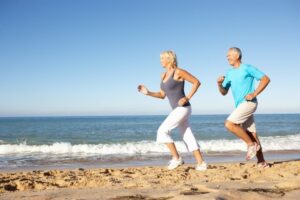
[
  {"x1": 178, "y1": 97, "x2": 189, "y2": 106},
  {"x1": 137, "y1": 85, "x2": 149, "y2": 95}
]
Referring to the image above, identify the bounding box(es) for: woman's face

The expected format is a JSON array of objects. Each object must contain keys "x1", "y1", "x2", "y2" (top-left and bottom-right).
[{"x1": 160, "y1": 56, "x2": 170, "y2": 68}]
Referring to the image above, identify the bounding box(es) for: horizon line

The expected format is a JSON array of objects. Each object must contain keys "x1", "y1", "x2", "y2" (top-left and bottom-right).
[{"x1": 0, "y1": 112, "x2": 300, "y2": 118}]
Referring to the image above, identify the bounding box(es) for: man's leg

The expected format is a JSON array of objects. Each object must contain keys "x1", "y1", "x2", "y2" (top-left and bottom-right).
[
  {"x1": 245, "y1": 130, "x2": 265, "y2": 163},
  {"x1": 225, "y1": 120, "x2": 254, "y2": 145},
  {"x1": 225, "y1": 102, "x2": 259, "y2": 145},
  {"x1": 242, "y1": 116, "x2": 266, "y2": 164},
  {"x1": 226, "y1": 101, "x2": 260, "y2": 160}
]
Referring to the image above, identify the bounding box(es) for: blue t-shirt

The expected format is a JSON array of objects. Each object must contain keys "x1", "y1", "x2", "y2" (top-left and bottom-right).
[{"x1": 222, "y1": 64, "x2": 265, "y2": 107}]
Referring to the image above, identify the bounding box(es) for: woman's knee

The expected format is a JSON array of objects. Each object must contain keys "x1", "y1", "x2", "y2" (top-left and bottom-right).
[
  {"x1": 186, "y1": 142, "x2": 200, "y2": 152},
  {"x1": 156, "y1": 128, "x2": 173, "y2": 143},
  {"x1": 157, "y1": 126, "x2": 171, "y2": 140},
  {"x1": 157, "y1": 125, "x2": 168, "y2": 135},
  {"x1": 182, "y1": 134, "x2": 199, "y2": 152}
]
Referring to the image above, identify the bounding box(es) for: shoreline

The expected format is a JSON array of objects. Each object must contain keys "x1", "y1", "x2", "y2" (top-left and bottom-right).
[{"x1": 1, "y1": 150, "x2": 299, "y2": 173}]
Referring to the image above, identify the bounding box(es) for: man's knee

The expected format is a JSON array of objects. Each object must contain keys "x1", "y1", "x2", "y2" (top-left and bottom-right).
[{"x1": 225, "y1": 120, "x2": 236, "y2": 131}]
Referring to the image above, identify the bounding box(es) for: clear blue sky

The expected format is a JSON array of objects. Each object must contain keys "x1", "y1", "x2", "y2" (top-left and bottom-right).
[{"x1": 0, "y1": 0, "x2": 299, "y2": 116}]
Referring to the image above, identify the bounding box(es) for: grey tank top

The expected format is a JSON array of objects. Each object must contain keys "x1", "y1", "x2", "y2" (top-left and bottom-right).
[{"x1": 160, "y1": 70, "x2": 191, "y2": 109}]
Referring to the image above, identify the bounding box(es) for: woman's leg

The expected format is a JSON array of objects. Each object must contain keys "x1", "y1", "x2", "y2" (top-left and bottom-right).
[
  {"x1": 193, "y1": 150, "x2": 205, "y2": 164},
  {"x1": 156, "y1": 107, "x2": 190, "y2": 159},
  {"x1": 166, "y1": 143, "x2": 180, "y2": 160},
  {"x1": 178, "y1": 108, "x2": 205, "y2": 164}
]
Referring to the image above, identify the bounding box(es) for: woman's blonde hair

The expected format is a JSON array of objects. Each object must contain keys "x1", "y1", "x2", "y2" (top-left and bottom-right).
[{"x1": 160, "y1": 50, "x2": 178, "y2": 68}]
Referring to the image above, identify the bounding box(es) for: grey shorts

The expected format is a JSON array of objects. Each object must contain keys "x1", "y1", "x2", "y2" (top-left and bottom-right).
[{"x1": 227, "y1": 101, "x2": 258, "y2": 133}]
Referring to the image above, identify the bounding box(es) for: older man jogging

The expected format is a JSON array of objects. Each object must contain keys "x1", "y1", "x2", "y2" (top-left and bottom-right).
[{"x1": 217, "y1": 47, "x2": 270, "y2": 168}]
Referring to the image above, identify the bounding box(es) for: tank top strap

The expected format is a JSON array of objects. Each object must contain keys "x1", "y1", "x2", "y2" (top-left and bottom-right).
[{"x1": 171, "y1": 68, "x2": 176, "y2": 78}]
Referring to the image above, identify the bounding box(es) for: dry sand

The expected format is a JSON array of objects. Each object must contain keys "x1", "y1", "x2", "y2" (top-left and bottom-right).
[{"x1": 0, "y1": 160, "x2": 299, "y2": 200}]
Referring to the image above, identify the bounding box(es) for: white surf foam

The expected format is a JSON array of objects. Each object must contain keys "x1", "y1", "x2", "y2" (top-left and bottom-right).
[{"x1": 0, "y1": 134, "x2": 299, "y2": 156}]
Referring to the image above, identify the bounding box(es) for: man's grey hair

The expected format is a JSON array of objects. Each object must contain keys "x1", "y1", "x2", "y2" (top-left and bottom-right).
[{"x1": 229, "y1": 47, "x2": 242, "y2": 60}]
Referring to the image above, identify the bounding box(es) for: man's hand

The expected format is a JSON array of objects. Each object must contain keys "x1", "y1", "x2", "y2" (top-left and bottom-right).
[
  {"x1": 245, "y1": 93, "x2": 256, "y2": 101},
  {"x1": 217, "y1": 76, "x2": 225, "y2": 86},
  {"x1": 217, "y1": 75, "x2": 229, "y2": 96}
]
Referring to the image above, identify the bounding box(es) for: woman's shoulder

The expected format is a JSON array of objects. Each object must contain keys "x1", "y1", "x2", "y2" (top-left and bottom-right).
[
  {"x1": 175, "y1": 67, "x2": 190, "y2": 76},
  {"x1": 174, "y1": 67, "x2": 185, "y2": 73},
  {"x1": 161, "y1": 72, "x2": 167, "y2": 79}
]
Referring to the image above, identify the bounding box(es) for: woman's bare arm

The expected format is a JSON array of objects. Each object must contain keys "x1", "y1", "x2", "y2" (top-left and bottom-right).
[
  {"x1": 137, "y1": 73, "x2": 166, "y2": 99},
  {"x1": 176, "y1": 68, "x2": 200, "y2": 100}
]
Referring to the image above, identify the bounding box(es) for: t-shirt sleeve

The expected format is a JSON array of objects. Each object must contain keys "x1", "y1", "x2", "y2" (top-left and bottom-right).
[
  {"x1": 222, "y1": 73, "x2": 231, "y2": 90},
  {"x1": 246, "y1": 65, "x2": 265, "y2": 80}
]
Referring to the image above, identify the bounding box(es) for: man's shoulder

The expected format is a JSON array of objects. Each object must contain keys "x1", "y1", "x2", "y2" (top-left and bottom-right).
[
  {"x1": 226, "y1": 67, "x2": 236, "y2": 76},
  {"x1": 242, "y1": 63, "x2": 251, "y2": 68},
  {"x1": 226, "y1": 66, "x2": 234, "y2": 73},
  {"x1": 242, "y1": 63, "x2": 257, "y2": 69}
]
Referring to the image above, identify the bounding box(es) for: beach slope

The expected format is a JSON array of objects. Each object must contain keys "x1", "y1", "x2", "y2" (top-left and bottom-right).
[{"x1": 0, "y1": 160, "x2": 300, "y2": 200}]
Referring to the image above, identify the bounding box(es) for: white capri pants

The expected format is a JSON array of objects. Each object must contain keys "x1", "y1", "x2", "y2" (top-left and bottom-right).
[{"x1": 156, "y1": 106, "x2": 200, "y2": 152}]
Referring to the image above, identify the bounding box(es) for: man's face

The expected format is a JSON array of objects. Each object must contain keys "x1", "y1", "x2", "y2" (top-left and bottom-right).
[{"x1": 227, "y1": 49, "x2": 240, "y2": 66}]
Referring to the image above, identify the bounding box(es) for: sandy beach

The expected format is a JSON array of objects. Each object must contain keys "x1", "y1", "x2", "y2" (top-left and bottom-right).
[{"x1": 0, "y1": 159, "x2": 299, "y2": 200}]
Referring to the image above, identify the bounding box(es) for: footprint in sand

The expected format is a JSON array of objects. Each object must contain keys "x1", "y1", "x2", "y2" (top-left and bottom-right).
[
  {"x1": 180, "y1": 188, "x2": 210, "y2": 195},
  {"x1": 275, "y1": 180, "x2": 300, "y2": 191},
  {"x1": 109, "y1": 194, "x2": 173, "y2": 200},
  {"x1": 238, "y1": 188, "x2": 285, "y2": 198},
  {"x1": 179, "y1": 184, "x2": 220, "y2": 196}
]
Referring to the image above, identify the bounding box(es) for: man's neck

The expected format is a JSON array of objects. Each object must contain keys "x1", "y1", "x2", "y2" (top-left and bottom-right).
[{"x1": 232, "y1": 61, "x2": 241, "y2": 68}]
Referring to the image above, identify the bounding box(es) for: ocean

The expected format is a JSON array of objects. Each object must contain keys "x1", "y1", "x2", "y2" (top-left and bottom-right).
[{"x1": 0, "y1": 114, "x2": 299, "y2": 170}]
